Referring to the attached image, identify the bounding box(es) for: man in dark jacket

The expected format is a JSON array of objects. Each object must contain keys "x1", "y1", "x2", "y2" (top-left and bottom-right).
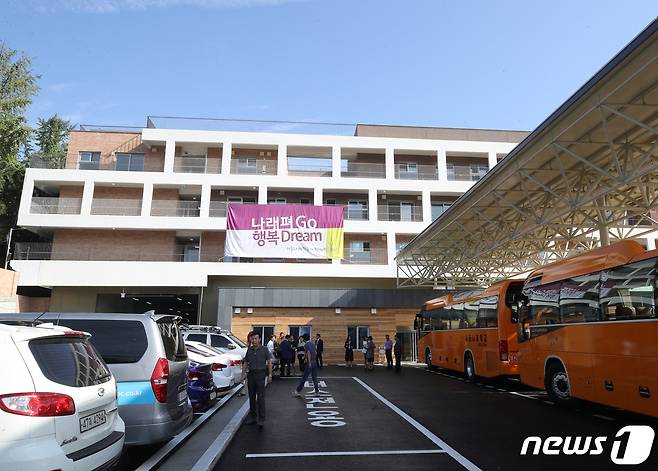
[
  {"x1": 315, "y1": 333, "x2": 324, "y2": 368},
  {"x1": 394, "y1": 334, "x2": 402, "y2": 372},
  {"x1": 279, "y1": 335, "x2": 294, "y2": 377}
]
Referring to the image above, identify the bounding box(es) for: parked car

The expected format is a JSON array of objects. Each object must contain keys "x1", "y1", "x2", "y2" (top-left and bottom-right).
[
  {"x1": 181, "y1": 325, "x2": 247, "y2": 357},
  {"x1": 188, "y1": 341, "x2": 242, "y2": 384},
  {"x1": 0, "y1": 322, "x2": 125, "y2": 470},
  {"x1": 185, "y1": 341, "x2": 235, "y2": 393},
  {"x1": 187, "y1": 362, "x2": 217, "y2": 412},
  {"x1": 0, "y1": 312, "x2": 193, "y2": 446}
]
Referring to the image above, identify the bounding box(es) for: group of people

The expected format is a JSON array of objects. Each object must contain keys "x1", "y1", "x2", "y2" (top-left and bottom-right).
[
  {"x1": 267, "y1": 332, "x2": 324, "y2": 377},
  {"x1": 344, "y1": 333, "x2": 402, "y2": 372}
]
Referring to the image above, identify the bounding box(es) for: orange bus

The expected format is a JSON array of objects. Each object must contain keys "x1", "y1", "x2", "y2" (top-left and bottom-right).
[
  {"x1": 415, "y1": 279, "x2": 524, "y2": 380},
  {"x1": 517, "y1": 240, "x2": 658, "y2": 417}
]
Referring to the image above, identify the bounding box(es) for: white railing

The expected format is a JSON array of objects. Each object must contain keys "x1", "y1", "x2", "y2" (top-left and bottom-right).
[
  {"x1": 151, "y1": 200, "x2": 200, "y2": 217},
  {"x1": 91, "y1": 199, "x2": 142, "y2": 216},
  {"x1": 342, "y1": 248, "x2": 388, "y2": 265},
  {"x1": 30, "y1": 197, "x2": 82, "y2": 215},
  {"x1": 230, "y1": 159, "x2": 277, "y2": 175},
  {"x1": 174, "y1": 156, "x2": 221, "y2": 174},
  {"x1": 377, "y1": 204, "x2": 423, "y2": 222},
  {"x1": 341, "y1": 161, "x2": 386, "y2": 179},
  {"x1": 394, "y1": 164, "x2": 438, "y2": 180}
]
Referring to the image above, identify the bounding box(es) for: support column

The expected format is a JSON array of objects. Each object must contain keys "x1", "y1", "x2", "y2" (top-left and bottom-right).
[
  {"x1": 386, "y1": 230, "x2": 397, "y2": 266},
  {"x1": 422, "y1": 189, "x2": 432, "y2": 223},
  {"x1": 221, "y1": 142, "x2": 232, "y2": 174},
  {"x1": 80, "y1": 181, "x2": 94, "y2": 216},
  {"x1": 597, "y1": 197, "x2": 610, "y2": 247},
  {"x1": 314, "y1": 187, "x2": 323, "y2": 206},
  {"x1": 164, "y1": 139, "x2": 175, "y2": 173},
  {"x1": 385, "y1": 147, "x2": 395, "y2": 180},
  {"x1": 277, "y1": 143, "x2": 287, "y2": 176},
  {"x1": 19, "y1": 177, "x2": 34, "y2": 218},
  {"x1": 368, "y1": 188, "x2": 378, "y2": 222},
  {"x1": 258, "y1": 185, "x2": 267, "y2": 204},
  {"x1": 332, "y1": 145, "x2": 341, "y2": 178},
  {"x1": 488, "y1": 151, "x2": 498, "y2": 171},
  {"x1": 437, "y1": 149, "x2": 447, "y2": 182},
  {"x1": 141, "y1": 182, "x2": 153, "y2": 217},
  {"x1": 200, "y1": 184, "x2": 211, "y2": 217}
]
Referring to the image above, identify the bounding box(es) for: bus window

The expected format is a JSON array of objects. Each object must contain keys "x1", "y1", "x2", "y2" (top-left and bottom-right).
[
  {"x1": 445, "y1": 308, "x2": 461, "y2": 330},
  {"x1": 524, "y1": 282, "x2": 561, "y2": 325},
  {"x1": 478, "y1": 296, "x2": 498, "y2": 328},
  {"x1": 429, "y1": 309, "x2": 444, "y2": 330},
  {"x1": 465, "y1": 300, "x2": 481, "y2": 327},
  {"x1": 600, "y1": 258, "x2": 656, "y2": 320},
  {"x1": 560, "y1": 274, "x2": 601, "y2": 323},
  {"x1": 453, "y1": 303, "x2": 472, "y2": 328}
]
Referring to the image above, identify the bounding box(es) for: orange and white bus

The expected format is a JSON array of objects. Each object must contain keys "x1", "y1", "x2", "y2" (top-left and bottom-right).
[
  {"x1": 517, "y1": 240, "x2": 658, "y2": 417},
  {"x1": 415, "y1": 279, "x2": 524, "y2": 380}
]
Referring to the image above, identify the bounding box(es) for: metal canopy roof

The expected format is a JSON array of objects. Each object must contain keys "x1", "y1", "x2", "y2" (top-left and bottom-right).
[{"x1": 397, "y1": 19, "x2": 658, "y2": 288}]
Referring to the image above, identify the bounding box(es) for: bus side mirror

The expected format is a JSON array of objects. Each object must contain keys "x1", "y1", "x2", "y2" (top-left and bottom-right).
[{"x1": 510, "y1": 308, "x2": 519, "y2": 324}]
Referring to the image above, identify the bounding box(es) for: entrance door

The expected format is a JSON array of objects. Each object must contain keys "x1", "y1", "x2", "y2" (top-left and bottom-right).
[
  {"x1": 400, "y1": 202, "x2": 414, "y2": 221},
  {"x1": 396, "y1": 330, "x2": 417, "y2": 362}
]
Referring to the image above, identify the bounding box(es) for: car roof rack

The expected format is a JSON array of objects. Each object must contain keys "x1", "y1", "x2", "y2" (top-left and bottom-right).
[{"x1": 180, "y1": 324, "x2": 224, "y2": 333}]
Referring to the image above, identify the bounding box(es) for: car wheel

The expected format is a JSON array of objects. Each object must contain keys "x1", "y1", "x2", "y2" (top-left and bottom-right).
[
  {"x1": 464, "y1": 352, "x2": 476, "y2": 381},
  {"x1": 425, "y1": 348, "x2": 434, "y2": 371},
  {"x1": 545, "y1": 362, "x2": 571, "y2": 405}
]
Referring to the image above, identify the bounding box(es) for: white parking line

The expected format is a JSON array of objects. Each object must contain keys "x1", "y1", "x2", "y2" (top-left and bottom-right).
[
  {"x1": 508, "y1": 391, "x2": 538, "y2": 400},
  {"x1": 247, "y1": 449, "x2": 447, "y2": 458},
  {"x1": 353, "y1": 377, "x2": 482, "y2": 471},
  {"x1": 593, "y1": 414, "x2": 615, "y2": 421}
]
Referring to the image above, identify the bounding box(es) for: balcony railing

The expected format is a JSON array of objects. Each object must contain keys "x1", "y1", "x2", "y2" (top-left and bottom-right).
[
  {"x1": 151, "y1": 200, "x2": 200, "y2": 217},
  {"x1": 341, "y1": 162, "x2": 386, "y2": 179},
  {"x1": 230, "y1": 159, "x2": 277, "y2": 175},
  {"x1": 447, "y1": 164, "x2": 488, "y2": 182},
  {"x1": 174, "y1": 156, "x2": 221, "y2": 174},
  {"x1": 343, "y1": 206, "x2": 369, "y2": 221},
  {"x1": 91, "y1": 199, "x2": 142, "y2": 216},
  {"x1": 342, "y1": 248, "x2": 388, "y2": 265},
  {"x1": 13, "y1": 242, "x2": 194, "y2": 262},
  {"x1": 209, "y1": 201, "x2": 227, "y2": 217},
  {"x1": 377, "y1": 204, "x2": 423, "y2": 222},
  {"x1": 30, "y1": 197, "x2": 82, "y2": 215},
  {"x1": 394, "y1": 164, "x2": 438, "y2": 180},
  {"x1": 287, "y1": 158, "x2": 332, "y2": 177}
]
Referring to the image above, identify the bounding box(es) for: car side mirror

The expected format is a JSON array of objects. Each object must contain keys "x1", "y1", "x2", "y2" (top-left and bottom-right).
[{"x1": 227, "y1": 344, "x2": 236, "y2": 349}]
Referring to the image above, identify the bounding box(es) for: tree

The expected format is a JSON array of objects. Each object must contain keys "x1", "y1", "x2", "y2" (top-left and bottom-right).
[
  {"x1": 0, "y1": 42, "x2": 40, "y2": 261},
  {"x1": 33, "y1": 115, "x2": 74, "y2": 169}
]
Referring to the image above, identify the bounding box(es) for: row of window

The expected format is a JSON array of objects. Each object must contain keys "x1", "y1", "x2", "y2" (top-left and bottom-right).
[
  {"x1": 250, "y1": 325, "x2": 371, "y2": 350},
  {"x1": 523, "y1": 257, "x2": 657, "y2": 326},
  {"x1": 419, "y1": 296, "x2": 500, "y2": 332}
]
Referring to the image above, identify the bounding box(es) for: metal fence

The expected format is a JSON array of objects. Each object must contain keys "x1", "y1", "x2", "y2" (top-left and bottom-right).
[
  {"x1": 377, "y1": 204, "x2": 424, "y2": 222},
  {"x1": 341, "y1": 162, "x2": 386, "y2": 179},
  {"x1": 91, "y1": 199, "x2": 142, "y2": 216},
  {"x1": 150, "y1": 200, "x2": 200, "y2": 217},
  {"x1": 394, "y1": 164, "x2": 438, "y2": 180},
  {"x1": 30, "y1": 197, "x2": 82, "y2": 215},
  {"x1": 173, "y1": 156, "x2": 221, "y2": 174}
]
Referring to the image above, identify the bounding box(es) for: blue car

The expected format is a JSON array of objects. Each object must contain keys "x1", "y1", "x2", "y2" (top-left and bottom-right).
[{"x1": 188, "y1": 362, "x2": 217, "y2": 411}]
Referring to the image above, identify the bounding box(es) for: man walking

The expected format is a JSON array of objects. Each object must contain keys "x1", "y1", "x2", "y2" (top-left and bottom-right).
[
  {"x1": 394, "y1": 334, "x2": 402, "y2": 373},
  {"x1": 244, "y1": 331, "x2": 273, "y2": 428},
  {"x1": 279, "y1": 334, "x2": 294, "y2": 377},
  {"x1": 315, "y1": 333, "x2": 324, "y2": 368},
  {"x1": 384, "y1": 334, "x2": 393, "y2": 369},
  {"x1": 292, "y1": 334, "x2": 320, "y2": 397}
]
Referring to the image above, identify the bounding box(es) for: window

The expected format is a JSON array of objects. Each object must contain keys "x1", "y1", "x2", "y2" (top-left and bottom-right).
[
  {"x1": 299, "y1": 198, "x2": 311, "y2": 205},
  {"x1": 59, "y1": 319, "x2": 147, "y2": 364},
  {"x1": 347, "y1": 326, "x2": 369, "y2": 349},
  {"x1": 185, "y1": 333, "x2": 207, "y2": 343},
  {"x1": 157, "y1": 320, "x2": 187, "y2": 361},
  {"x1": 267, "y1": 198, "x2": 286, "y2": 204},
  {"x1": 560, "y1": 274, "x2": 600, "y2": 323},
  {"x1": 399, "y1": 202, "x2": 415, "y2": 221},
  {"x1": 289, "y1": 325, "x2": 312, "y2": 341},
  {"x1": 347, "y1": 200, "x2": 367, "y2": 220},
  {"x1": 524, "y1": 282, "x2": 561, "y2": 325},
  {"x1": 79, "y1": 151, "x2": 101, "y2": 170},
  {"x1": 432, "y1": 203, "x2": 451, "y2": 221},
  {"x1": 252, "y1": 325, "x2": 275, "y2": 342},
  {"x1": 477, "y1": 296, "x2": 499, "y2": 328},
  {"x1": 600, "y1": 258, "x2": 656, "y2": 320},
  {"x1": 29, "y1": 337, "x2": 111, "y2": 387},
  {"x1": 348, "y1": 241, "x2": 371, "y2": 263},
  {"x1": 324, "y1": 199, "x2": 336, "y2": 205},
  {"x1": 115, "y1": 152, "x2": 144, "y2": 171},
  {"x1": 210, "y1": 334, "x2": 231, "y2": 348}
]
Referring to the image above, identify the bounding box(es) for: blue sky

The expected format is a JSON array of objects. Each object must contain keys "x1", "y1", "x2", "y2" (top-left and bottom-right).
[{"x1": 3, "y1": 1, "x2": 657, "y2": 132}]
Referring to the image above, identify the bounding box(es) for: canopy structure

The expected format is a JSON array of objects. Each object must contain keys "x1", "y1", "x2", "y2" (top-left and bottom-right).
[{"x1": 397, "y1": 19, "x2": 658, "y2": 288}]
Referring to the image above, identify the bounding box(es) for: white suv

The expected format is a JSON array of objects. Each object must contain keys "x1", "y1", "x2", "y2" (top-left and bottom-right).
[
  {"x1": 0, "y1": 323, "x2": 125, "y2": 470},
  {"x1": 182, "y1": 325, "x2": 247, "y2": 357}
]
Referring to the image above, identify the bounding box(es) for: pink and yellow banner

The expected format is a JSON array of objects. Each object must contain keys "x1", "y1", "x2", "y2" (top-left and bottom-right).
[{"x1": 225, "y1": 204, "x2": 344, "y2": 259}]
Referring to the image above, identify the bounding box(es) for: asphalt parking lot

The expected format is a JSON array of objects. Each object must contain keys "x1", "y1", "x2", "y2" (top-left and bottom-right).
[{"x1": 215, "y1": 365, "x2": 658, "y2": 471}]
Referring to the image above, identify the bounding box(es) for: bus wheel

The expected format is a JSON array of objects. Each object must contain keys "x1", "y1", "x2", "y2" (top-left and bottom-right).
[
  {"x1": 545, "y1": 362, "x2": 571, "y2": 405},
  {"x1": 464, "y1": 352, "x2": 476, "y2": 381},
  {"x1": 425, "y1": 348, "x2": 434, "y2": 370}
]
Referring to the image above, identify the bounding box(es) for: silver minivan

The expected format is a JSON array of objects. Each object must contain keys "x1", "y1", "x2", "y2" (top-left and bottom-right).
[{"x1": 0, "y1": 311, "x2": 192, "y2": 446}]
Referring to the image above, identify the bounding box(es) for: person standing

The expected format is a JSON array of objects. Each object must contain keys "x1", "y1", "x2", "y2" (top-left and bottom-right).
[
  {"x1": 279, "y1": 334, "x2": 293, "y2": 377},
  {"x1": 344, "y1": 335, "x2": 354, "y2": 367},
  {"x1": 384, "y1": 334, "x2": 393, "y2": 369},
  {"x1": 365, "y1": 336, "x2": 375, "y2": 371},
  {"x1": 394, "y1": 334, "x2": 402, "y2": 372},
  {"x1": 267, "y1": 335, "x2": 276, "y2": 355},
  {"x1": 244, "y1": 332, "x2": 273, "y2": 428},
  {"x1": 289, "y1": 334, "x2": 297, "y2": 375},
  {"x1": 239, "y1": 331, "x2": 253, "y2": 396},
  {"x1": 362, "y1": 336, "x2": 368, "y2": 369},
  {"x1": 297, "y1": 336, "x2": 306, "y2": 373},
  {"x1": 315, "y1": 333, "x2": 324, "y2": 368},
  {"x1": 292, "y1": 334, "x2": 319, "y2": 397}
]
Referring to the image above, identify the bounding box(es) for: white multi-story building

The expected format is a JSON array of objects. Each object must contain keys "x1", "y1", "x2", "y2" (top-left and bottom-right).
[{"x1": 11, "y1": 119, "x2": 527, "y2": 362}]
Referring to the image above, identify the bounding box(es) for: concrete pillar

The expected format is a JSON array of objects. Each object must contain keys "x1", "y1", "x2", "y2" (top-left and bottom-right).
[
  {"x1": 20, "y1": 177, "x2": 34, "y2": 216},
  {"x1": 200, "y1": 184, "x2": 211, "y2": 217},
  {"x1": 368, "y1": 188, "x2": 378, "y2": 222},
  {"x1": 422, "y1": 189, "x2": 432, "y2": 223},
  {"x1": 277, "y1": 143, "x2": 287, "y2": 176},
  {"x1": 437, "y1": 149, "x2": 447, "y2": 182},
  {"x1": 258, "y1": 185, "x2": 267, "y2": 204},
  {"x1": 141, "y1": 182, "x2": 153, "y2": 217},
  {"x1": 332, "y1": 145, "x2": 342, "y2": 178},
  {"x1": 385, "y1": 147, "x2": 395, "y2": 180},
  {"x1": 597, "y1": 197, "x2": 610, "y2": 247},
  {"x1": 488, "y1": 151, "x2": 497, "y2": 171},
  {"x1": 386, "y1": 230, "x2": 397, "y2": 265},
  {"x1": 221, "y1": 142, "x2": 232, "y2": 174},
  {"x1": 314, "y1": 187, "x2": 323, "y2": 206},
  {"x1": 164, "y1": 139, "x2": 175, "y2": 173},
  {"x1": 80, "y1": 180, "x2": 94, "y2": 215}
]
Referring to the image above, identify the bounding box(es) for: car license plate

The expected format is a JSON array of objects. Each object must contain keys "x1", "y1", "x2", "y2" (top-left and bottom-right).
[
  {"x1": 210, "y1": 391, "x2": 216, "y2": 400},
  {"x1": 80, "y1": 410, "x2": 106, "y2": 433},
  {"x1": 178, "y1": 390, "x2": 188, "y2": 403}
]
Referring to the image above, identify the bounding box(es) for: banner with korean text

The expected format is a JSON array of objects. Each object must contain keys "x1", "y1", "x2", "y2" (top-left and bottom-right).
[{"x1": 225, "y1": 204, "x2": 344, "y2": 259}]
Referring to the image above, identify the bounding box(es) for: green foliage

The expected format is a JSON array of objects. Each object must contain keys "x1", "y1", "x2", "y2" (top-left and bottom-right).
[{"x1": 33, "y1": 115, "x2": 74, "y2": 169}]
